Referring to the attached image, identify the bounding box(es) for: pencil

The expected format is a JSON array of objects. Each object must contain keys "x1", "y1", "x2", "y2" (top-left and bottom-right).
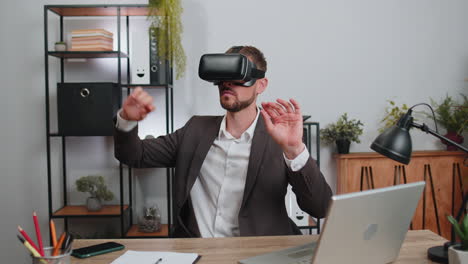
[
  {"x1": 52, "y1": 232, "x2": 66, "y2": 256},
  {"x1": 17, "y1": 235, "x2": 47, "y2": 264},
  {"x1": 49, "y1": 220, "x2": 57, "y2": 247},
  {"x1": 17, "y1": 226, "x2": 42, "y2": 256},
  {"x1": 33, "y1": 212, "x2": 45, "y2": 256}
]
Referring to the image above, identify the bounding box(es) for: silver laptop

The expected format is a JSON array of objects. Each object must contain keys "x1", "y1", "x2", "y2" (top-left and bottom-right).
[{"x1": 239, "y1": 181, "x2": 425, "y2": 264}]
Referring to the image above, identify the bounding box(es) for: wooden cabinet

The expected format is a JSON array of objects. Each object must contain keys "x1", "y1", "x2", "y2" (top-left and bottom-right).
[{"x1": 336, "y1": 151, "x2": 468, "y2": 239}]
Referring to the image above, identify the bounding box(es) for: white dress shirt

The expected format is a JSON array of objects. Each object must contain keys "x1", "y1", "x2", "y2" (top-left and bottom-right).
[{"x1": 116, "y1": 109, "x2": 310, "y2": 237}]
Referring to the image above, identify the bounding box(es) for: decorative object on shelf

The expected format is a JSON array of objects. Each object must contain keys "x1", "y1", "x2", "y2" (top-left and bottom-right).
[
  {"x1": 148, "y1": 0, "x2": 186, "y2": 80},
  {"x1": 75, "y1": 175, "x2": 114, "y2": 211},
  {"x1": 54, "y1": 41, "x2": 67, "y2": 51},
  {"x1": 378, "y1": 100, "x2": 411, "y2": 133},
  {"x1": 430, "y1": 94, "x2": 468, "y2": 151},
  {"x1": 320, "y1": 113, "x2": 364, "y2": 154},
  {"x1": 138, "y1": 203, "x2": 161, "y2": 233},
  {"x1": 70, "y1": 28, "x2": 113, "y2": 51},
  {"x1": 447, "y1": 214, "x2": 468, "y2": 264}
]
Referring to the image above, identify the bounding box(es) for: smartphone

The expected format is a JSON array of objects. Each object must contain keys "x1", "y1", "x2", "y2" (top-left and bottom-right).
[{"x1": 71, "y1": 241, "x2": 125, "y2": 258}]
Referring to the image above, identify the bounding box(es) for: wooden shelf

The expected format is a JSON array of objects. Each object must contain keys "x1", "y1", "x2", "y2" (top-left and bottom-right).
[
  {"x1": 52, "y1": 205, "x2": 129, "y2": 217},
  {"x1": 48, "y1": 51, "x2": 127, "y2": 59},
  {"x1": 125, "y1": 224, "x2": 169, "y2": 238},
  {"x1": 47, "y1": 5, "x2": 156, "y2": 17}
]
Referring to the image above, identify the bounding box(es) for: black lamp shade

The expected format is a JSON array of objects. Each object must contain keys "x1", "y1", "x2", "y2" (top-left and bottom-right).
[{"x1": 371, "y1": 125, "x2": 412, "y2": 165}]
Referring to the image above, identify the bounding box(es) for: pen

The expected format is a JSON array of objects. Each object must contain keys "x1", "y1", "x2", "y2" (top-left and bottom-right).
[
  {"x1": 17, "y1": 235, "x2": 47, "y2": 264},
  {"x1": 53, "y1": 232, "x2": 66, "y2": 256},
  {"x1": 33, "y1": 212, "x2": 45, "y2": 256},
  {"x1": 62, "y1": 234, "x2": 74, "y2": 253},
  {"x1": 64, "y1": 236, "x2": 75, "y2": 254},
  {"x1": 17, "y1": 226, "x2": 42, "y2": 256},
  {"x1": 50, "y1": 220, "x2": 57, "y2": 248},
  {"x1": 155, "y1": 258, "x2": 163, "y2": 264}
]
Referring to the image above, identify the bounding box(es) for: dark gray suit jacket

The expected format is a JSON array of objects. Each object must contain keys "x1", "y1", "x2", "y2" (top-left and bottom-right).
[{"x1": 114, "y1": 115, "x2": 332, "y2": 237}]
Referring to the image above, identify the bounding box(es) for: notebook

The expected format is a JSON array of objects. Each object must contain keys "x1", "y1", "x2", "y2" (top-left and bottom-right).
[{"x1": 111, "y1": 250, "x2": 200, "y2": 264}]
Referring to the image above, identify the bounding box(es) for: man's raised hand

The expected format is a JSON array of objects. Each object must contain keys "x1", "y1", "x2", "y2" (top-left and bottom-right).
[{"x1": 121, "y1": 87, "x2": 156, "y2": 121}]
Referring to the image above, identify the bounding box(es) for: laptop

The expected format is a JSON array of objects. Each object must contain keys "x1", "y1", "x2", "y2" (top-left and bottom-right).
[{"x1": 239, "y1": 181, "x2": 425, "y2": 264}]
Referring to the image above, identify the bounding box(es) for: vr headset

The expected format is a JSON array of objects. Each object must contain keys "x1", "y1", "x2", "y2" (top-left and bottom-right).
[{"x1": 198, "y1": 53, "x2": 265, "y2": 87}]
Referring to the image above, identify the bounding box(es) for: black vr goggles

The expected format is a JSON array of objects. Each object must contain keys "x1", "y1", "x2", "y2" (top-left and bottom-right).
[{"x1": 198, "y1": 53, "x2": 265, "y2": 87}]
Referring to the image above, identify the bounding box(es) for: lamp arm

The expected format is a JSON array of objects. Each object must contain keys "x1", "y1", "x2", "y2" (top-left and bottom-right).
[{"x1": 411, "y1": 122, "x2": 468, "y2": 154}]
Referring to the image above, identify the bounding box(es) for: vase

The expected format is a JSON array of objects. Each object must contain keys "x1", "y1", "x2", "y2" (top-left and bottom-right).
[
  {"x1": 86, "y1": 196, "x2": 102, "y2": 211},
  {"x1": 442, "y1": 131, "x2": 464, "y2": 151},
  {"x1": 138, "y1": 204, "x2": 161, "y2": 233},
  {"x1": 448, "y1": 245, "x2": 468, "y2": 264},
  {"x1": 336, "y1": 139, "x2": 351, "y2": 154}
]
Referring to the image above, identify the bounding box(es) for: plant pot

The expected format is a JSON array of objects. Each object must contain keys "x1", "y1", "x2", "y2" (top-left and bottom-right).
[
  {"x1": 448, "y1": 245, "x2": 468, "y2": 264},
  {"x1": 442, "y1": 131, "x2": 464, "y2": 151},
  {"x1": 54, "y1": 43, "x2": 67, "y2": 52},
  {"x1": 336, "y1": 139, "x2": 351, "y2": 154},
  {"x1": 86, "y1": 197, "x2": 102, "y2": 211}
]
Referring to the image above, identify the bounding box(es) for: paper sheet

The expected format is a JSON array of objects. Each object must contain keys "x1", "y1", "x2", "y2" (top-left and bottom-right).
[{"x1": 111, "y1": 250, "x2": 199, "y2": 264}]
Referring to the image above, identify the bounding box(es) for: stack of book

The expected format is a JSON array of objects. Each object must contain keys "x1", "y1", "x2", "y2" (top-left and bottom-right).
[{"x1": 70, "y1": 29, "x2": 113, "y2": 51}]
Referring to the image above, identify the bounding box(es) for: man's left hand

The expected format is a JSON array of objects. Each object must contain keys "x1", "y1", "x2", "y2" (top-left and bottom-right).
[{"x1": 261, "y1": 99, "x2": 305, "y2": 159}]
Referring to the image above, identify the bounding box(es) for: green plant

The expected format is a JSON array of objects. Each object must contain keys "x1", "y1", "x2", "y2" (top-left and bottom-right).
[
  {"x1": 321, "y1": 113, "x2": 364, "y2": 144},
  {"x1": 148, "y1": 0, "x2": 186, "y2": 80},
  {"x1": 75, "y1": 175, "x2": 114, "y2": 201},
  {"x1": 430, "y1": 94, "x2": 468, "y2": 134},
  {"x1": 379, "y1": 100, "x2": 409, "y2": 133},
  {"x1": 447, "y1": 213, "x2": 468, "y2": 251}
]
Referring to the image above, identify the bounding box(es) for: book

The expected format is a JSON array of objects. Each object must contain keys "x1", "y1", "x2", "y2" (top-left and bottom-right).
[
  {"x1": 68, "y1": 48, "x2": 114, "y2": 51},
  {"x1": 71, "y1": 28, "x2": 113, "y2": 36},
  {"x1": 71, "y1": 33, "x2": 113, "y2": 38},
  {"x1": 72, "y1": 39, "x2": 114, "y2": 45},
  {"x1": 110, "y1": 250, "x2": 200, "y2": 264}
]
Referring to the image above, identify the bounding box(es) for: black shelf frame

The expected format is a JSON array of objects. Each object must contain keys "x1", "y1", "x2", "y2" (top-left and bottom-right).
[
  {"x1": 44, "y1": 4, "x2": 174, "y2": 239},
  {"x1": 299, "y1": 122, "x2": 321, "y2": 234}
]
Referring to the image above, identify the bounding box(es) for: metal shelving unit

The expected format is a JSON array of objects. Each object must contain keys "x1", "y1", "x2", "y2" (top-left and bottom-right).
[
  {"x1": 300, "y1": 121, "x2": 321, "y2": 234},
  {"x1": 44, "y1": 4, "x2": 174, "y2": 238}
]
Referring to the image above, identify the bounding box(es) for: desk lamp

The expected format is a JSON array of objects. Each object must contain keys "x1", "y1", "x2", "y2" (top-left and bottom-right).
[{"x1": 370, "y1": 103, "x2": 468, "y2": 263}]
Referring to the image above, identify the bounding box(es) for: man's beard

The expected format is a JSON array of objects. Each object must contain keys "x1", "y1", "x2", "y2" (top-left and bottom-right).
[{"x1": 219, "y1": 87, "x2": 256, "y2": 112}]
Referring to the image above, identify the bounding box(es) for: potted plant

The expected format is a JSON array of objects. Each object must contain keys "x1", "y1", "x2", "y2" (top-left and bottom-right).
[
  {"x1": 378, "y1": 100, "x2": 410, "y2": 133},
  {"x1": 138, "y1": 203, "x2": 162, "y2": 233},
  {"x1": 75, "y1": 175, "x2": 114, "y2": 211},
  {"x1": 430, "y1": 94, "x2": 468, "y2": 151},
  {"x1": 148, "y1": 0, "x2": 186, "y2": 80},
  {"x1": 447, "y1": 213, "x2": 468, "y2": 264},
  {"x1": 54, "y1": 41, "x2": 67, "y2": 51},
  {"x1": 321, "y1": 113, "x2": 364, "y2": 154}
]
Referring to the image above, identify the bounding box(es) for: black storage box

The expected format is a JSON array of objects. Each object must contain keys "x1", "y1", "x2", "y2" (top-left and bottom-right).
[{"x1": 57, "y1": 83, "x2": 121, "y2": 136}]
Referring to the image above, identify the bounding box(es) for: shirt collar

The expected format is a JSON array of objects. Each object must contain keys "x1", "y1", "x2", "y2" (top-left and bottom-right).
[{"x1": 218, "y1": 107, "x2": 261, "y2": 143}]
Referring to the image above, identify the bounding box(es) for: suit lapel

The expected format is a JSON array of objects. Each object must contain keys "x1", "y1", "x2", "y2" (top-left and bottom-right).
[
  {"x1": 184, "y1": 116, "x2": 223, "y2": 202},
  {"x1": 241, "y1": 115, "x2": 269, "y2": 209}
]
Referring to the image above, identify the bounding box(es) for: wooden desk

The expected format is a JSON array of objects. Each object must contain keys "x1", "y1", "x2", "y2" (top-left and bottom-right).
[{"x1": 72, "y1": 230, "x2": 446, "y2": 264}]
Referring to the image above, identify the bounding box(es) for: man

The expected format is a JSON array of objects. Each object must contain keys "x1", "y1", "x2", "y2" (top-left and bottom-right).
[{"x1": 114, "y1": 46, "x2": 332, "y2": 238}]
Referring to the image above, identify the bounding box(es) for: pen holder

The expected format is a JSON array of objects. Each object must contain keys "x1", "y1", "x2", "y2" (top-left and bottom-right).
[{"x1": 32, "y1": 246, "x2": 71, "y2": 264}]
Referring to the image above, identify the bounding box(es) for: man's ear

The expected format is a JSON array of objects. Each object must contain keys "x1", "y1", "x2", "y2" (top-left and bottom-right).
[{"x1": 256, "y1": 78, "x2": 268, "y2": 95}]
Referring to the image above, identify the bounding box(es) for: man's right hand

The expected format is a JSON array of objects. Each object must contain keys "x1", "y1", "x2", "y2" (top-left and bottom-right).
[{"x1": 120, "y1": 87, "x2": 156, "y2": 121}]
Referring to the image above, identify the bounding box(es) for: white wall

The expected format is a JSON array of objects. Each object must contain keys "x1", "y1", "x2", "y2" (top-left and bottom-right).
[{"x1": 1, "y1": 0, "x2": 467, "y2": 262}]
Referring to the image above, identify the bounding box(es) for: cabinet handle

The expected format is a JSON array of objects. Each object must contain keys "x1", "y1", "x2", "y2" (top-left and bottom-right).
[{"x1": 80, "y1": 88, "x2": 90, "y2": 98}]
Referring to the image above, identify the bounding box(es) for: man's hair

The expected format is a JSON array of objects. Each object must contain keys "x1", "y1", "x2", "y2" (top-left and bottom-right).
[{"x1": 226, "y1": 45, "x2": 267, "y2": 72}]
